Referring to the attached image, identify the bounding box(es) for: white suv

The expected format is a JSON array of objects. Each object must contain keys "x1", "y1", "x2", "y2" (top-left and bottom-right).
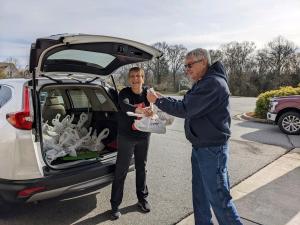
[{"x1": 0, "y1": 34, "x2": 161, "y2": 210}]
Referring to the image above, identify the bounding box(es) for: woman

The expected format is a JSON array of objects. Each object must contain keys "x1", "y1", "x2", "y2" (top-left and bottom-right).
[{"x1": 110, "y1": 67, "x2": 153, "y2": 220}]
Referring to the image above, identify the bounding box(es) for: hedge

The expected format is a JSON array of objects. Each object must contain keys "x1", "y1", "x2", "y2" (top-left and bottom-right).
[{"x1": 255, "y1": 86, "x2": 300, "y2": 119}]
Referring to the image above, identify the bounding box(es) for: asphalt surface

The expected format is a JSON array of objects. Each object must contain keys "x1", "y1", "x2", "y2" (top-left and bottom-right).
[{"x1": 1, "y1": 97, "x2": 299, "y2": 225}]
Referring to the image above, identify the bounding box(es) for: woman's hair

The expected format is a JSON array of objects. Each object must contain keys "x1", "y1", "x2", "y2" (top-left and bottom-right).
[
  {"x1": 186, "y1": 48, "x2": 211, "y2": 66},
  {"x1": 128, "y1": 67, "x2": 145, "y2": 78}
]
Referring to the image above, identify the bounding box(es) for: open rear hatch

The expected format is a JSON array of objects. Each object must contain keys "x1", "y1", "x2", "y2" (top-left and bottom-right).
[{"x1": 29, "y1": 34, "x2": 162, "y2": 169}]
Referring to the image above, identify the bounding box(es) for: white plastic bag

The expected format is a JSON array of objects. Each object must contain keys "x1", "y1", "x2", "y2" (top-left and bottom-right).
[
  {"x1": 42, "y1": 112, "x2": 110, "y2": 163},
  {"x1": 152, "y1": 105, "x2": 174, "y2": 126},
  {"x1": 126, "y1": 103, "x2": 174, "y2": 134},
  {"x1": 127, "y1": 112, "x2": 166, "y2": 134},
  {"x1": 134, "y1": 116, "x2": 166, "y2": 134}
]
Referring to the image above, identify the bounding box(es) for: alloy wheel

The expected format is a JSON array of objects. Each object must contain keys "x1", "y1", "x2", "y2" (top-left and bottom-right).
[{"x1": 278, "y1": 111, "x2": 300, "y2": 135}]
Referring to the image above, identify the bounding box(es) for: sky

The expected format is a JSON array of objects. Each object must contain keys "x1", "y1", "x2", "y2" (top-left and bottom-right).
[{"x1": 1, "y1": 0, "x2": 300, "y2": 68}]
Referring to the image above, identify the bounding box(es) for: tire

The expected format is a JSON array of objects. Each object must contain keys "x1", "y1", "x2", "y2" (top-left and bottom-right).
[{"x1": 278, "y1": 111, "x2": 300, "y2": 135}]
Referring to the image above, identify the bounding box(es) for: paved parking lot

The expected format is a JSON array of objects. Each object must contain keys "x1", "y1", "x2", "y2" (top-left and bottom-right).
[{"x1": 1, "y1": 97, "x2": 299, "y2": 225}]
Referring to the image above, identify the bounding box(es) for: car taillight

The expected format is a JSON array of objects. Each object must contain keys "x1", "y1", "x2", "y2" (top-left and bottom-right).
[
  {"x1": 6, "y1": 111, "x2": 33, "y2": 130},
  {"x1": 17, "y1": 186, "x2": 46, "y2": 198},
  {"x1": 6, "y1": 86, "x2": 33, "y2": 130}
]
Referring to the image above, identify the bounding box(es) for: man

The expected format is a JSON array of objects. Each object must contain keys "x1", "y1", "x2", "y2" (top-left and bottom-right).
[{"x1": 147, "y1": 49, "x2": 243, "y2": 225}]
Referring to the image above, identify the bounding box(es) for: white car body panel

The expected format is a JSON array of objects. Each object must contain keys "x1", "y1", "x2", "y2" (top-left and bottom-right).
[{"x1": 0, "y1": 79, "x2": 43, "y2": 180}]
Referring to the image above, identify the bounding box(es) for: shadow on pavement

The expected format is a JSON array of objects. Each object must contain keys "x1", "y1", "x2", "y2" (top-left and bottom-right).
[
  {"x1": 73, "y1": 203, "x2": 139, "y2": 225},
  {"x1": 235, "y1": 121, "x2": 293, "y2": 149},
  {"x1": 0, "y1": 192, "x2": 98, "y2": 225}
]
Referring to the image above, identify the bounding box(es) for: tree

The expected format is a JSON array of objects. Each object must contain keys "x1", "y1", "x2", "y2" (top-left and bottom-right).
[
  {"x1": 150, "y1": 42, "x2": 170, "y2": 85},
  {"x1": 267, "y1": 36, "x2": 296, "y2": 75},
  {"x1": 290, "y1": 52, "x2": 300, "y2": 87},
  {"x1": 209, "y1": 49, "x2": 223, "y2": 63},
  {"x1": 167, "y1": 44, "x2": 187, "y2": 91},
  {"x1": 253, "y1": 36, "x2": 298, "y2": 91},
  {"x1": 221, "y1": 41, "x2": 256, "y2": 95},
  {"x1": 0, "y1": 70, "x2": 6, "y2": 79},
  {"x1": 263, "y1": 36, "x2": 297, "y2": 87}
]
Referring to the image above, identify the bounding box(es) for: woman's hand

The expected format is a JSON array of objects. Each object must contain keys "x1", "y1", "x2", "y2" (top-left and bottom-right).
[
  {"x1": 135, "y1": 107, "x2": 154, "y2": 117},
  {"x1": 143, "y1": 107, "x2": 154, "y2": 117}
]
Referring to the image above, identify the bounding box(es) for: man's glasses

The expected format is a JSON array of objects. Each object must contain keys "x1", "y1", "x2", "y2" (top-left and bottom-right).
[{"x1": 184, "y1": 60, "x2": 202, "y2": 69}]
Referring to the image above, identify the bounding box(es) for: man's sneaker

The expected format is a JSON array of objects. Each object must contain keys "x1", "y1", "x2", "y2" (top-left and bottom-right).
[
  {"x1": 137, "y1": 200, "x2": 151, "y2": 213},
  {"x1": 110, "y1": 209, "x2": 121, "y2": 220},
  {"x1": 134, "y1": 117, "x2": 166, "y2": 134}
]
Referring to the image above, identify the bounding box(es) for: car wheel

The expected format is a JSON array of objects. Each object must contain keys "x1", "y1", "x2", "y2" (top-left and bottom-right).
[{"x1": 278, "y1": 111, "x2": 300, "y2": 135}]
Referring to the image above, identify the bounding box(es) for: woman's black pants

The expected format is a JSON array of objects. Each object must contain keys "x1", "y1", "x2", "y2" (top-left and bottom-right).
[{"x1": 110, "y1": 134, "x2": 150, "y2": 209}]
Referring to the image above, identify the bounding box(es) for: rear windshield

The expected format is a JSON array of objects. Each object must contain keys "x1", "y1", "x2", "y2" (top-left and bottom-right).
[
  {"x1": 48, "y1": 50, "x2": 115, "y2": 69},
  {"x1": 69, "y1": 89, "x2": 90, "y2": 108}
]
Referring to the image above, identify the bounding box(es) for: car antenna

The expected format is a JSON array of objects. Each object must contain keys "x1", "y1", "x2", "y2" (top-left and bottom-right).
[{"x1": 67, "y1": 74, "x2": 82, "y2": 83}]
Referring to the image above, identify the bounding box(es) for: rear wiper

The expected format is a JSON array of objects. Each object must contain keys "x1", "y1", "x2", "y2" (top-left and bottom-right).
[
  {"x1": 40, "y1": 74, "x2": 63, "y2": 83},
  {"x1": 85, "y1": 77, "x2": 99, "y2": 84},
  {"x1": 67, "y1": 74, "x2": 83, "y2": 83}
]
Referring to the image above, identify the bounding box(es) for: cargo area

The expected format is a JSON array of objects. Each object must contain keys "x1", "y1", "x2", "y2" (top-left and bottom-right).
[{"x1": 39, "y1": 84, "x2": 119, "y2": 168}]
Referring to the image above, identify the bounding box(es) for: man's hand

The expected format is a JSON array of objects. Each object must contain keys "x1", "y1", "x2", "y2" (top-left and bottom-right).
[{"x1": 147, "y1": 90, "x2": 159, "y2": 103}]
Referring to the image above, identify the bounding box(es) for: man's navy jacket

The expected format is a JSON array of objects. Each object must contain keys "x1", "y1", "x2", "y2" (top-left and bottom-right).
[{"x1": 155, "y1": 61, "x2": 231, "y2": 148}]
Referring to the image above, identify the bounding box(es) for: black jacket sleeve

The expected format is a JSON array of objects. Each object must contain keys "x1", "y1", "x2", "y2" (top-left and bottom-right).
[{"x1": 118, "y1": 89, "x2": 136, "y2": 113}]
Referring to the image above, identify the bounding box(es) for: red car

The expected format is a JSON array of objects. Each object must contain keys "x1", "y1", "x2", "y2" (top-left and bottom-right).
[{"x1": 267, "y1": 95, "x2": 300, "y2": 135}]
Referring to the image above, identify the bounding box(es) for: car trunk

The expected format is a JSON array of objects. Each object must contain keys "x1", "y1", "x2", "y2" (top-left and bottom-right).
[
  {"x1": 28, "y1": 34, "x2": 162, "y2": 170},
  {"x1": 39, "y1": 82, "x2": 119, "y2": 169}
]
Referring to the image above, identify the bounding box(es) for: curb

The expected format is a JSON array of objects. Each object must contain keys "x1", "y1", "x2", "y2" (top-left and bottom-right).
[{"x1": 238, "y1": 113, "x2": 268, "y2": 123}]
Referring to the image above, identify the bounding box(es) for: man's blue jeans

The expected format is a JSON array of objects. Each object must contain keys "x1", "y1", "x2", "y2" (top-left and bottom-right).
[{"x1": 191, "y1": 144, "x2": 243, "y2": 225}]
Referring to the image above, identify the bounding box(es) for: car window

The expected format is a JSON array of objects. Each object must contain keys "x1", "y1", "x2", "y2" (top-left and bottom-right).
[
  {"x1": 95, "y1": 92, "x2": 107, "y2": 104},
  {"x1": 69, "y1": 89, "x2": 90, "y2": 108},
  {"x1": 47, "y1": 49, "x2": 116, "y2": 69},
  {"x1": 0, "y1": 85, "x2": 12, "y2": 108},
  {"x1": 39, "y1": 91, "x2": 48, "y2": 106}
]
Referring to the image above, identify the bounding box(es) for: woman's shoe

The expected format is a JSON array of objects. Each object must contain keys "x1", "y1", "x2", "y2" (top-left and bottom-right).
[
  {"x1": 137, "y1": 200, "x2": 151, "y2": 213},
  {"x1": 110, "y1": 208, "x2": 121, "y2": 220}
]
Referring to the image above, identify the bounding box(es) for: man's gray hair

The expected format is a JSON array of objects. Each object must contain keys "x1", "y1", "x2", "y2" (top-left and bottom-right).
[{"x1": 186, "y1": 48, "x2": 211, "y2": 66}]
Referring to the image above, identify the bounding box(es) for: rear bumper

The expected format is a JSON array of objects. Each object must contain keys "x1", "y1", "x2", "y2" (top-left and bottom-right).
[
  {"x1": 0, "y1": 158, "x2": 134, "y2": 204},
  {"x1": 267, "y1": 112, "x2": 277, "y2": 122}
]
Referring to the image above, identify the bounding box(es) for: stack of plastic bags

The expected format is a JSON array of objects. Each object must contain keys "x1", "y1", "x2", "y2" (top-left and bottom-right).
[{"x1": 42, "y1": 113, "x2": 109, "y2": 164}]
